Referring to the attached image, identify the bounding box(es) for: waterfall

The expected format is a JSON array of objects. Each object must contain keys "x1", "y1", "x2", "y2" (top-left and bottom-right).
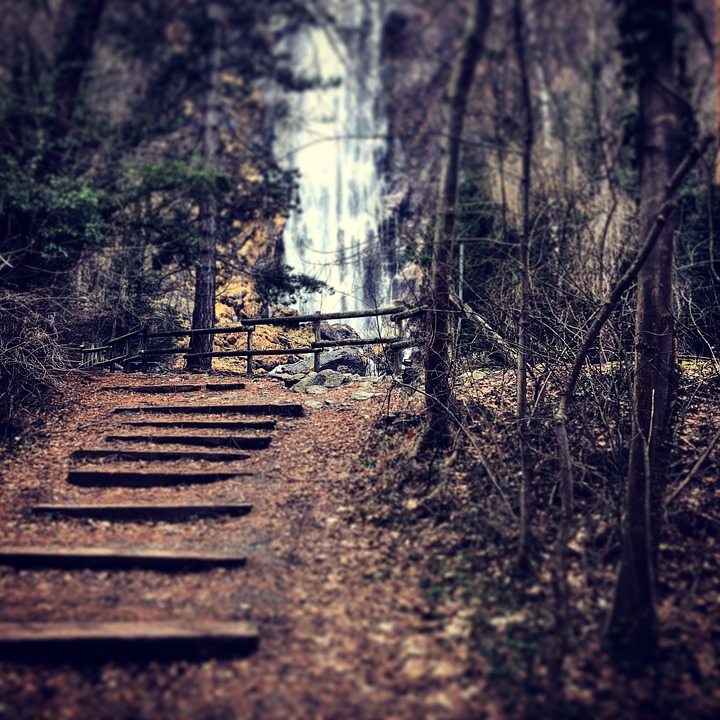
[{"x1": 277, "y1": 3, "x2": 394, "y2": 328}]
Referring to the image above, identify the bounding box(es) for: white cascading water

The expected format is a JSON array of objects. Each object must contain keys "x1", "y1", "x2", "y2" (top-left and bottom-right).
[{"x1": 277, "y1": 2, "x2": 392, "y2": 329}]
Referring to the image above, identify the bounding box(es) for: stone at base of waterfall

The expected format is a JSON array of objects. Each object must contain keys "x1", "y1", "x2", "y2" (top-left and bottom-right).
[
  {"x1": 319, "y1": 369, "x2": 345, "y2": 388},
  {"x1": 270, "y1": 358, "x2": 313, "y2": 376},
  {"x1": 292, "y1": 369, "x2": 347, "y2": 393},
  {"x1": 352, "y1": 389, "x2": 376, "y2": 401},
  {"x1": 304, "y1": 400, "x2": 326, "y2": 409},
  {"x1": 319, "y1": 322, "x2": 360, "y2": 342},
  {"x1": 319, "y1": 348, "x2": 366, "y2": 375},
  {"x1": 305, "y1": 385, "x2": 329, "y2": 395},
  {"x1": 268, "y1": 348, "x2": 366, "y2": 377}
]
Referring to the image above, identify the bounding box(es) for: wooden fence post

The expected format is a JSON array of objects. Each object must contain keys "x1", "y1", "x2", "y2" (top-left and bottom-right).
[
  {"x1": 140, "y1": 331, "x2": 148, "y2": 374},
  {"x1": 246, "y1": 327, "x2": 255, "y2": 375},
  {"x1": 390, "y1": 316, "x2": 404, "y2": 375},
  {"x1": 313, "y1": 320, "x2": 322, "y2": 372}
]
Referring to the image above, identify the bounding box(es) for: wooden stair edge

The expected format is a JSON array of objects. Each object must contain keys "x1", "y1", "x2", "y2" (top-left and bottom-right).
[
  {"x1": 0, "y1": 546, "x2": 248, "y2": 570},
  {"x1": 101, "y1": 383, "x2": 248, "y2": 394},
  {"x1": 100, "y1": 385, "x2": 205, "y2": 394},
  {"x1": 66, "y1": 469, "x2": 255, "y2": 488},
  {"x1": 0, "y1": 620, "x2": 258, "y2": 661},
  {"x1": 103, "y1": 434, "x2": 272, "y2": 449},
  {"x1": 112, "y1": 403, "x2": 304, "y2": 416},
  {"x1": 120, "y1": 420, "x2": 276, "y2": 430},
  {"x1": 31, "y1": 503, "x2": 253, "y2": 520},
  {"x1": 70, "y1": 448, "x2": 252, "y2": 462}
]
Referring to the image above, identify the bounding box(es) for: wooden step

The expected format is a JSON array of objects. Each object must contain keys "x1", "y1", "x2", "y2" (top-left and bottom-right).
[
  {"x1": 0, "y1": 546, "x2": 247, "y2": 570},
  {"x1": 31, "y1": 502, "x2": 253, "y2": 521},
  {"x1": 105, "y1": 434, "x2": 272, "y2": 450},
  {"x1": 66, "y1": 469, "x2": 253, "y2": 488},
  {"x1": 71, "y1": 449, "x2": 251, "y2": 462},
  {"x1": 0, "y1": 621, "x2": 258, "y2": 662},
  {"x1": 205, "y1": 382, "x2": 246, "y2": 391},
  {"x1": 101, "y1": 384, "x2": 204, "y2": 394},
  {"x1": 113, "y1": 403, "x2": 304, "y2": 417},
  {"x1": 121, "y1": 419, "x2": 276, "y2": 430},
  {"x1": 102, "y1": 383, "x2": 247, "y2": 394}
]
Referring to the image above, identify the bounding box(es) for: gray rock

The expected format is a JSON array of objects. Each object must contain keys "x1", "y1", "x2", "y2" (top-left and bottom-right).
[
  {"x1": 304, "y1": 400, "x2": 325, "y2": 409},
  {"x1": 292, "y1": 372, "x2": 321, "y2": 392},
  {"x1": 318, "y1": 348, "x2": 366, "y2": 375},
  {"x1": 269, "y1": 357, "x2": 313, "y2": 375},
  {"x1": 305, "y1": 385, "x2": 329, "y2": 395},
  {"x1": 352, "y1": 389, "x2": 376, "y2": 401},
  {"x1": 318, "y1": 320, "x2": 339, "y2": 340},
  {"x1": 335, "y1": 324, "x2": 360, "y2": 339},
  {"x1": 318, "y1": 369, "x2": 346, "y2": 388}
]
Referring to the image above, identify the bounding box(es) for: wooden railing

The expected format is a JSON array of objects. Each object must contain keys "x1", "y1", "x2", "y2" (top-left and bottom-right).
[{"x1": 78, "y1": 305, "x2": 423, "y2": 375}]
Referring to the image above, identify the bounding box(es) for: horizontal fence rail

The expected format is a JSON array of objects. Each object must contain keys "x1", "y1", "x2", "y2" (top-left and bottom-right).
[{"x1": 78, "y1": 306, "x2": 424, "y2": 375}]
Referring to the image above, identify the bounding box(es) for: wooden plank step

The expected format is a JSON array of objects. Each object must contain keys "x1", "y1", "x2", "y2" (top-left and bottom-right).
[
  {"x1": 105, "y1": 434, "x2": 272, "y2": 449},
  {"x1": 112, "y1": 403, "x2": 304, "y2": 417},
  {"x1": 66, "y1": 469, "x2": 253, "y2": 488},
  {"x1": 31, "y1": 503, "x2": 253, "y2": 521},
  {"x1": 0, "y1": 546, "x2": 247, "y2": 570},
  {"x1": 122, "y1": 419, "x2": 276, "y2": 430},
  {"x1": 101, "y1": 384, "x2": 205, "y2": 394},
  {"x1": 71, "y1": 449, "x2": 251, "y2": 462},
  {"x1": 205, "y1": 382, "x2": 247, "y2": 391},
  {"x1": 0, "y1": 621, "x2": 258, "y2": 662}
]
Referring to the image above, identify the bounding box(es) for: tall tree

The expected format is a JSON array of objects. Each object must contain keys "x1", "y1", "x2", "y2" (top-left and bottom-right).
[
  {"x1": 54, "y1": 0, "x2": 108, "y2": 126},
  {"x1": 513, "y1": 0, "x2": 534, "y2": 569},
  {"x1": 716, "y1": 0, "x2": 720, "y2": 183},
  {"x1": 424, "y1": 0, "x2": 493, "y2": 446},
  {"x1": 187, "y1": 0, "x2": 223, "y2": 371},
  {"x1": 607, "y1": 0, "x2": 679, "y2": 663}
]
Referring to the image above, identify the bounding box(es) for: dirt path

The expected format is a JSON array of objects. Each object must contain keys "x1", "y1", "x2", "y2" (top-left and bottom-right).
[{"x1": 0, "y1": 372, "x2": 491, "y2": 720}]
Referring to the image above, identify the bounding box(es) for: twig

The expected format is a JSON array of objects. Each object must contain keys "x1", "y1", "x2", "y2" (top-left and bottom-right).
[
  {"x1": 556, "y1": 133, "x2": 714, "y2": 425},
  {"x1": 666, "y1": 425, "x2": 720, "y2": 506},
  {"x1": 391, "y1": 378, "x2": 517, "y2": 519},
  {"x1": 449, "y1": 290, "x2": 518, "y2": 364}
]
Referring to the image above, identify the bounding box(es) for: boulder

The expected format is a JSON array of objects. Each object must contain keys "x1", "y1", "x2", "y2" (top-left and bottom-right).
[
  {"x1": 318, "y1": 369, "x2": 346, "y2": 388},
  {"x1": 291, "y1": 369, "x2": 348, "y2": 392},
  {"x1": 292, "y1": 372, "x2": 321, "y2": 392},
  {"x1": 318, "y1": 321, "x2": 339, "y2": 340},
  {"x1": 306, "y1": 385, "x2": 329, "y2": 395},
  {"x1": 328, "y1": 323, "x2": 360, "y2": 340},
  {"x1": 269, "y1": 357, "x2": 313, "y2": 375},
  {"x1": 317, "y1": 349, "x2": 366, "y2": 375},
  {"x1": 352, "y1": 389, "x2": 376, "y2": 401},
  {"x1": 321, "y1": 323, "x2": 360, "y2": 341}
]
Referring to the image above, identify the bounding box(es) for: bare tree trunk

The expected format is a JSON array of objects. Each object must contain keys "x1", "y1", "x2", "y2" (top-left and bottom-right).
[
  {"x1": 54, "y1": 0, "x2": 107, "y2": 127},
  {"x1": 513, "y1": 0, "x2": 534, "y2": 571},
  {"x1": 187, "y1": 0, "x2": 223, "y2": 372},
  {"x1": 607, "y1": 0, "x2": 678, "y2": 664},
  {"x1": 424, "y1": 0, "x2": 493, "y2": 446},
  {"x1": 716, "y1": 0, "x2": 720, "y2": 183}
]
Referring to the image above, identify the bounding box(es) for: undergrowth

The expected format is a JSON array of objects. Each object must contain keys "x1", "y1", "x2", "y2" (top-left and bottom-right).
[{"x1": 352, "y1": 365, "x2": 720, "y2": 720}]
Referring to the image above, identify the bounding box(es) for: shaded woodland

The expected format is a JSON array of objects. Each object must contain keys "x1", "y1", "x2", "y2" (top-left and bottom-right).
[{"x1": 2, "y1": 0, "x2": 720, "y2": 717}]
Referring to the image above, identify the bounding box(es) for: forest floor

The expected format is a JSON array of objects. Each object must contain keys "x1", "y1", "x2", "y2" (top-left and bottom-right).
[{"x1": 0, "y1": 366, "x2": 719, "y2": 719}]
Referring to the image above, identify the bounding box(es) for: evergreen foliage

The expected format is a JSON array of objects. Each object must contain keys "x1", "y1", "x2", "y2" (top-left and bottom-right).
[{"x1": 0, "y1": 0, "x2": 317, "y2": 431}]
